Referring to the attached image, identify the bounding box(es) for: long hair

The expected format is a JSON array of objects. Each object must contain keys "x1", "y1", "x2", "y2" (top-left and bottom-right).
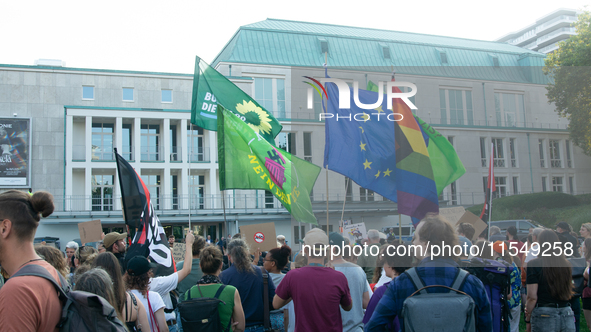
[
  {"x1": 76, "y1": 245, "x2": 99, "y2": 266},
  {"x1": 74, "y1": 268, "x2": 124, "y2": 323},
  {"x1": 36, "y1": 245, "x2": 69, "y2": 278},
  {"x1": 267, "y1": 245, "x2": 292, "y2": 270},
  {"x1": 124, "y1": 271, "x2": 152, "y2": 296},
  {"x1": 584, "y1": 238, "x2": 591, "y2": 261},
  {"x1": 227, "y1": 239, "x2": 255, "y2": 273},
  {"x1": 93, "y1": 252, "x2": 126, "y2": 316},
  {"x1": 538, "y1": 230, "x2": 572, "y2": 301}
]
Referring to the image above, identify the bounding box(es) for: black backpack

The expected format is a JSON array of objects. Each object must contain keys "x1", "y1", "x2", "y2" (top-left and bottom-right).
[
  {"x1": 178, "y1": 284, "x2": 231, "y2": 332},
  {"x1": 13, "y1": 264, "x2": 126, "y2": 332}
]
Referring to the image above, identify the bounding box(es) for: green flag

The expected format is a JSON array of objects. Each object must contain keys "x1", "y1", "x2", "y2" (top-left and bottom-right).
[
  {"x1": 191, "y1": 56, "x2": 283, "y2": 144},
  {"x1": 217, "y1": 105, "x2": 320, "y2": 224},
  {"x1": 367, "y1": 81, "x2": 465, "y2": 195}
]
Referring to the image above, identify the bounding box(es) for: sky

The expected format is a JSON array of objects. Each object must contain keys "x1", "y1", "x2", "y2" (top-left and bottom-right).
[{"x1": 1, "y1": 0, "x2": 589, "y2": 74}]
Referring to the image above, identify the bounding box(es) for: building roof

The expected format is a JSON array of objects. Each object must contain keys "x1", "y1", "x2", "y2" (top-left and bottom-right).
[{"x1": 212, "y1": 19, "x2": 548, "y2": 84}]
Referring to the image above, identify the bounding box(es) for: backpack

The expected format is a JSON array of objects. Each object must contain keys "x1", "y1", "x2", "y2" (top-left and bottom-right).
[
  {"x1": 402, "y1": 267, "x2": 476, "y2": 332},
  {"x1": 460, "y1": 257, "x2": 513, "y2": 332},
  {"x1": 569, "y1": 257, "x2": 587, "y2": 296},
  {"x1": 178, "y1": 284, "x2": 231, "y2": 332},
  {"x1": 13, "y1": 264, "x2": 126, "y2": 332}
]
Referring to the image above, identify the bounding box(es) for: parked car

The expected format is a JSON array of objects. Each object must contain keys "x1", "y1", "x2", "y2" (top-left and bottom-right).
[{"x1": 488, "y1": 220, "x2": 542, "y2": 241}]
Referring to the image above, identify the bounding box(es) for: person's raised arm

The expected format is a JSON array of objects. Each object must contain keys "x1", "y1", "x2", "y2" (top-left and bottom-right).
[{"x1": 177, "y1": 231, "x2": 195, "y2": 282}]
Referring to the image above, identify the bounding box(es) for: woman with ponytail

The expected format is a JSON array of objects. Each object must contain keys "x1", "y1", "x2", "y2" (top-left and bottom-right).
[
  {"x1": 221, "y1": 238, "x2": 276, "y2": 332},
  {"x1": 263, "y1": 245, "x2": 292, "y2": 332}
]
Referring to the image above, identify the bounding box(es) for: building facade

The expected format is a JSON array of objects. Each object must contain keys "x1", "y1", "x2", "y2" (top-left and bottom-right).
[{"x1": 1, "y1": 18, "x2": 590, "y2": 250}]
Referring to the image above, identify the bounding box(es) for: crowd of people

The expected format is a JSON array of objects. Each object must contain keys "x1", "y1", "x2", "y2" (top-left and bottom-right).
[{"x1": 0, "y1": 188, "x2": 589, "y2": 332}]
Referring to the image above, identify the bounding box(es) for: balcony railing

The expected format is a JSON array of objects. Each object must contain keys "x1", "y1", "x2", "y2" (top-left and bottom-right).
[
  {"x1": 189, "y1": 147, "x2": 210, "y2": 163},
  {"x1": 170, "y1": 146, "x2": 181, "y2": 162},
  {"x1": 537, "y1": 27, "x2": 576, "y2": 44},
  {"x1": 493, "y1": 159, "x2": 505, "y2": 168},
  {"x1": 92, "y1": 147, "x2": 115, "y2": 161},
  {"x1": 540, "y1": 160, "x2": 546, "y2": 167},
  {"x1": 511, "y1": 159, "x2": 517, "y2": 168},
  {"x1": 141, "y1": 146, "x2": 160, "y2": 161},
  {"x1": 551, "y1": 159, "x2": 562, "y2": 168},
  {"x1": 481, "y1": 158, "x2": 487, "y2": 167},
  {"x1": 121, "y1": 145, "x2": 133, "y2": 161}
]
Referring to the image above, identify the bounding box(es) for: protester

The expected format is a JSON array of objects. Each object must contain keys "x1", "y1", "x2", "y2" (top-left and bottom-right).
[
  {"x1": 0, "y1": 190, "x2": 61, "y2": 331},
  {"x1": 277, "y1": 235, "x2": 286, "y2": 246},
  {"x1": 221, "y1": 238, "x2": 276, "y2": 331},
  {"x1": 525, "y1": 228, "x2": 544, "y2": 264},
  {"x1": 457, "y1": 223, "x2": 475, "y2": 257},
  {"x1": 182, "y1": 245, "x2": 245, "y2": 332},
  {"x1": 168, "y1": 235, "x2": 175, "y2": 246},
  {"x1": 74, "y1": 245, "x2": 99, "y2": 270},
  {"x1": 176, "y1": 234, "x2": 206, "y2": 296},
  {"x1": 74, "y1": 267, "x2": 125, "y2": 324},
  {"x1": 263, "y1": 244, "x2": 292, "y2": 332},
  {"x1": 506, "y1": 226, "x2": 526, "y2": 264},
  {"x1": 104, "y1": 231, "x2": 128, "y2": 273},
  {"x1": 357, "y1": 229, "x2": 381, "y2": 283},
  {"x1": 525, "y1": 229, "x2": 575, "y2": 332},
  {"x1": 35, "y1": 245, "x2": 69, "y2": 279},
  {"x1": 273, "y1": 228, "x2": 352, "y2": 332},
  {"x1": 285, "y1": 253, "x2": 307, "y2": 332},
  {"x1": 556, "y1": 221, "x2": 580, "y2": 258},
  {"x1": 126, "y1": 255, "x2": 170, "y2": 332},
  {"x1": 363, "y1": 241, "x2": 412, "y2": 331},
  {"x1": 65, "y1": 240, "x2": 79, "y2": 273},
  {"x1": 492, "y1": 241, "x2": 522, "y2": 332},
  {"x1": 329, "y1": 232, "x2": 370, "y2": 332},
  {"x1": 489, "y1": 226, "x2": 505, "y2": 242},
  {"x1": 206, "y1": 235, "x2": 212, "y2": 244},
  {"x1": 365, "y1": 213, "x2": 492, "y2": 331},
  {"x1": 582, "y1": 238, "x2": 591, "y2": 331},
  {"x1": 97, "y1": 240, "x2": 106, "y2": 253},
  {"x1": 94, "y1": 252, "x2": 150, "y2": 332},
  {"x1": 580, "y1": 224, "x2": 591, "y2": 240}
]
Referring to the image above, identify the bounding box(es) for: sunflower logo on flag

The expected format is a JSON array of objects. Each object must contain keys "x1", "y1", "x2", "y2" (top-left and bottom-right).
[{"x1": 235, "y1": 100, "x2": 273, "y2": 135}]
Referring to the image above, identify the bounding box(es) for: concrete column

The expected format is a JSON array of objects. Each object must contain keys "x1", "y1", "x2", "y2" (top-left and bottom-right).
[
  {"x1": 65, "y1": 115, "x2": 74, "y2": 211},
  {"x1": 163, "y1": 118, "x2": 170, "y2": 163},
  {"x1": 85, "y1": 116, "x2": 92, "y2": 162},
  {"x1": 134, "y1": 118, "x2": 141, "y2": 162},
  {"x1": 84, "y1": 168, "x2": 92, "y2": 211},
  {"x1": 115, "y1": 117, "x2": 123, "y2": 156},
  {"x1": 180, "y1": 119, "x2": 187, "y2": 163}
]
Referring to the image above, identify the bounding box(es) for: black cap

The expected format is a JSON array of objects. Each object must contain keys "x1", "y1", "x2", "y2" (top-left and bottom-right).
[
  {"x1": 329, "y1": 232, "x2": 346, "y2": 247},
  {"x1": 127, "y1": 256, "x2": 157, "y2": 276},
  {"x1": 556, "y1": 221, "x2": 571, "y2": 232}
]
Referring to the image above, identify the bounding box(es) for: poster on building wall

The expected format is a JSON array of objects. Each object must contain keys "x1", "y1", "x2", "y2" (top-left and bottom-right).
[{"x1": 0, "y1": 118, "x2": 31, "y2": 187}]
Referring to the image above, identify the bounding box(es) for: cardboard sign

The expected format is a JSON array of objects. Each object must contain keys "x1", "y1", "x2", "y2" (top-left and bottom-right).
[
  {"x1": 78, "y1": 220, "x2": 103, "y2": 244},
  {"x1": 455, "y1": 211, "x2": 488, "y2": 242},
  {"x1": 439, "y1": 206, "x2": 466, "y2": 225},
  {"x1": 343, "y1": 223, "x2": 367, "y2": 245},
  {"x1": 173, "y1": 243, "x2": 186, "y2": 263},
  {"x1": 240, "y1": 222, "x2": 277, "y2": 253}
]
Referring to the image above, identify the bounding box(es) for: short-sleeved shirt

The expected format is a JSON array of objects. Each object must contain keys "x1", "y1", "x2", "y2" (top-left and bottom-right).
[
  {"x1": 0, "y1": 260, "x2": 62, "y2": 332},
  {"x1": 184, "y1": 284, "x2": 236, "y2": 331},
  {"x1": 275, "y1": 265, "x2": 352, "y2": 332},
  {"x1": 270, "y1": 272, "x2": 286, "y2": 314},
  {"x1": 220, "y1": 264, "x2": 275, "y2": 327},
  {"x1": 130, "y1": 289, "x2": 165, "y2": 331},
  {"x1": 149, "y1": 272, "x2": 179, "y2": 322},
  {"x1": 334, "y1": 262, "x2": 370, "y2": 332},
  {"x1": 363, "y1": 281, "x2": 399, "y2": 332},
  {"x1": 526, "y1": 257, "x2": 570, "y2": 306}
]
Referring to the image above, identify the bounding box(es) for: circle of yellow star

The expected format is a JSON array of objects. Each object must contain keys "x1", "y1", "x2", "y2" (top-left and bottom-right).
[
  {"x1": 359, "y1": 141, "x2": 366, "y2": 151},
  {"x1": 363, "y1": 159, "x2": 372, "y2": 169},
  {"x1": 383, "y1": 168, "x2": 392, "y2": 177},
  {"x1": 362, "y1": 112, "x2": 370, "y2": 122}
]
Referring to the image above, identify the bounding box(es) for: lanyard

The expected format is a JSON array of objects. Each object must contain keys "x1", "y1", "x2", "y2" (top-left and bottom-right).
[{"x1": 308, "y1": 263, "x2": 324, "y2": 267}]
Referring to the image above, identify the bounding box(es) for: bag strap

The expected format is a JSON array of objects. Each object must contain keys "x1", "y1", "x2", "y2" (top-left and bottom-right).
[
  {"x1": 405, "y1": 268, "x2": 426, "y2": 295},
  {"x1": 213, "y1": 284, "x2": 226, "y2": 299},
  {"x1": 451, "y1": 269, "x2": 469, "y2": 291},
  {"x1": 260, "y1": 267, "x2": 271, "y2": 330},
  {"x1": 146, "y1": 290, "x2": 161, "y2": 332}
]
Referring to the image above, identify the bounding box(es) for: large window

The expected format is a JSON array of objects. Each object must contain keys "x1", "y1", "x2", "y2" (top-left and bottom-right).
[
  {"x1": 480, "y1": 137, "x2": 487, "y2": 167},
  {"x1": 303, "y1": 132, "x2": 312, "y2": 162},
  {"x1": 494, "y1": 93, "x2": 524, "y2": 127},
  {"x1": 492, "y1": 138, "x2": 505, "y2": 167},
  {"x1": 142, "y1": 175, "x2": 161, "y2": 210},
  {"x1": 439, "y1": 89, "x2": 473, "y2": 125},
  {"x1": 187, "y1": 125, "x2": 205, "y2": 162},
  {"x1": 189, "y1": 175, "x2": 205, "y2": 209},
  {"x1": 509, "y1": 138, "x2": 517, "y2": 167},
  {"x1": 539, "y1": 139, "x2": 545, "y2": 168},
  {"x1": 92, "y1": 123, "x2": 114, "y2": 160},
  {"x1": 123, "y1": 88, "x2": 134, "y2": 102},
  {"x1": 92, "y1": 174, "x2": 114, "y2": 211},
  {"x1": 276, "y1": 133, "x2": 296, "y2": 154},
  {"x1": 141, "y1": 124, "x2": 160, "y2": 161},
  {"x1": 122, "y1": 123, "x2": 133, "y2": 161},
  {"x1": 161, "y1": 89, "x2": 172, "y2": 103},
  {"x1": 264, "y1": 190, "x2": 274, "y2": 208},
  {"x1": 566, "y1": 140, "x2": 572, "y2": 168},
  {"x1": 170, "y1": 125, "x2": 179, "y2": 161},
  {"x1": 549, "y1": 140, "x2": 561, "y2": 168},
  {"x1": 552, "y1": 176, "x2": 563, "y2": 192},
  {"x1": 484, "y1": 176, "x2": 506, "y2": 199},
  {"x1": 360, "y1": 187, "x2": 374, "y2": 201},
  {"x1": 253, "y1": 77, "x2": 285, "y2": 118}
]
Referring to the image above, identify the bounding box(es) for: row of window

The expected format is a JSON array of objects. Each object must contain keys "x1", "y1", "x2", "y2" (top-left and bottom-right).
[
  {"x1": 478, "y1": 137, "x2": 573, "y2": 169},
  {"x1": 481, "y1": 175, "x2": 575, "y2": 199},
  {"x1": 82, "y1": 86, "x2": 173, "y2": 103}
]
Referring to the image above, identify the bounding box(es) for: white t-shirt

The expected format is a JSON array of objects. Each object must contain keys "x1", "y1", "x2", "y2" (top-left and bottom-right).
[
  {"x1": 525, "y1": 243, "x2": 540, "y2": 263},
  {"x1": 374, "y1": 268, "x2": 391, "y2": 289},
  {"x1": 334, "y1": 262, "x2": 371, "y2": 332},
  {"x1": 130, "y1": 289, "x2": 165, "y2": 331},
  {"x1": 149, "y1": 272, "x2": 179, "y2": 322}
]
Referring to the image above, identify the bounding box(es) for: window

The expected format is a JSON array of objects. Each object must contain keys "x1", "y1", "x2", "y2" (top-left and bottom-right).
[
  {"x1": 92, "y1": 174, "x2": 114, "y2": 211},
  {"x1": 552, "y1": 176, "x2": 563, "y2": 192},
  {"x1": 294, "y1": 225, "x2": 306, "y2": 244},
  {"x1": 142, "y1": 175, "x2": 161, "y2": 209},
  {"x1": 91, "y1": 123, "x2": 114, "y2": 160},
  {"x1": 569, "y1": 176, "x2": 574, "y2": 194},
  {"x1": 512, "y1": 176, "x2": 519, "y2": 195},
  {"x1": 141, "y1": 124, "x2": 160, "y2": 161},
  {"x1": 170, "y1": 125, "x2": 178, "y2": 161},
  {"x1": 494, "y1": 177, "x2": 507, "y2": 198},
  {"x1": 494, "y1": 93, "x2": 524, "y2": 127},
  {"x1": 439, "y1": 89, "x2": 473, "y2": 125},
  {"x1": 542, "y1": 177, "x2": 547, "y2": 192},
  {"x1": 161, "y1": 89, "x2": 172, "y2": 103},
  {"x1": 82, "y1": 86, "x2": 94, "y2": 100},
  {"x1": 122, "y1": 124, "x2": 133, "y2": 161},
  {"x1": 190, "y1": 175, "x2": 205, "y2": 209},
  {"x1": 253, "y1": 77, "x2": 285, "y2": 118},
  {"x1": 304, "y1": 132, "x2": 312, "y2": 162},
  {"x1": 450, "y1": 181, "x2": 457, "y2": 205},
  {"x1": 448, "y1": 136, "x2": 454, "y2": 145},
  {"x1": 549, "y1": 140, "x2": 561, "y2": 168},
  {"x1": 276, "y1": 133, "x2": 296, "y2": 154},
  {"x1": 480, "y1": 137, "x2": 487, "y2": 167},
  {"x1": 264, "y1": 190, "x2": 274, "y2": 208},
  {"x1": 360, "y1": 187, "x2": 375, "y2": 201},
  {"x1": 492, "y1": 138, "x2": 505, "y2": 167},
  {"x1": 345, "y1": 177, "x2": 353, "y2": 201},
  {"x1": 122, "y1": 88, "x2": 134, "y2": 102},
  {"x1": 171, "y1": 175, "x2": 178, "y2": 209},
  {"x1": 539, "y1": 139, "x2": 545, "y2": 167},
  {"x1": 509, "y1": 138, "x2": 517, "y2": 167},
  {"x1": 566, "y1": 140, "x2": 572, "y2": 168},
  {"x1": 188, "y1": 125, "x2": 205, "y2": 162}
]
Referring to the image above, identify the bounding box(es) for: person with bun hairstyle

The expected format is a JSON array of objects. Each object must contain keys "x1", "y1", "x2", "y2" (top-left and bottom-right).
[
  {"x1": 181, "y1": 245, "x2": 245, "y2": 332},
  {"x1": 263, "y1": 244, "x2": 292, "y2": 331},
  {"x1": 0, "y1": 190, "x2": 62, "y2": 331}
]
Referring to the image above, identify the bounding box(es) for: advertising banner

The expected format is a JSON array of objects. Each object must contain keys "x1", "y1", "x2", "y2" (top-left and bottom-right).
[{"x1": 0, "y1": 118, "x2": 30, "y2": 187}]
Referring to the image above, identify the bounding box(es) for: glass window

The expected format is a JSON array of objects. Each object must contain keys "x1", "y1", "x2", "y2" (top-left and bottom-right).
[
  {"x1": 539, "y1": 139, "x2": 545, "y2": 168},
  {"x1": 265, "y1": 190, "x2": 274, "y2": 208},
  {"x1": 254, "y1": 77, "x2": 285, "y2": 118},
  {"x1": 91, "y1": 123, "x2": 114, "y2": 161},
  {"x1": 345, "y1": 177, "x2": 352, "y2": 201},
  {"x1": 549, "y1": 140, "x2": 561, "y2": 168},
  {"x1": 123, "y1": 88, "x2": 134, "y2": 102},
  {"x1": 513, "y1": 176, "x2": 519, "y2": 195},
  {"x1": 122, "y1": 124, "x2": 133, "y2": 161},
  {"x1": 542, "y1": 177, "x2": 547, "y2": 192},
  {"x1": 161, "y1": 89, "x2": 172, "y2": 103},
  {"x1": 552, "y1": 176, "x2": 563, "y2": 192},
  {"x1": 187, "y1": 125, "x2": 205, "y2": 162},
  {"x1": 493, "y1": 177, "x2": 507, "y2": 198},
  {"x1": 450, "y1": 181, "x2": 457, "y2": 205},
  {"x1": 566, "y1": 140, "x2": 572, "y2": 168},
  {"x1": 92, "y1": 174, "x2": 114, "y2": 211},
  {"x1": 492, "y1": 138, "x2": 505, "y2": 167},
  {"x1": 276, "y1": 133, "x2": 296, "y2": 154},
  {"x1": 189, "y1": 175, "x2": 205, "y2": 209},
  {"x1": 480, "y1": 137, "x2": 487, "y2": 167},
  {"x1": 304, "y1": 132, "x2": 312, "y2": 162},
  {"x1": 440, "y1": 89, "x2": 473, "y2": 125},
  {"x1": 142, "y1": 175, "x2": 161, "y2": 209},
  {"x1": 359, "y1": 187, "x2": 374, "y2": 202},
  {"x1": 509, "y1": 138, "x2": 517, "y2": 167},
  {"x1": 140, "y1": 124, "x2": 160, "y2": 161},
  {"x1": 494, "y1": 92, "x2": 524, "y2": 127},
  {"x1": 82, "y1": 86, "x2": 94, "y2": 100}
]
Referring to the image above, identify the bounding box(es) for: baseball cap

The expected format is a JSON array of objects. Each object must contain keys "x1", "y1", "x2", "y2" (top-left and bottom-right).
[
  {"x1": 329, "y1": 232, "x2": 346, "y2": 248},
  {"x1": 303, "y1": 228, "x2": 329, "y2": 246},
  {"x1": 127, "y1": 256, "x2": 158, "y2": 276},
  {"x1": 103, "y1": 232, "x2": 127, "y2": 248},
  {"x1": 556, "y1": 221, "x2": 571, "y2": 232}
]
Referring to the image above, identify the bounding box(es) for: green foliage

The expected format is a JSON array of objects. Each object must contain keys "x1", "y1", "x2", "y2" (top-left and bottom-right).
[{"x1": 544, "y1": 11, "x2": 591, "y2": 156}]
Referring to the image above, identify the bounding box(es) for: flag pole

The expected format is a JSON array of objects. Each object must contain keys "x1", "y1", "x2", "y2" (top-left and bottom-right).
[
  {"x1": 487, "y1": 142, "x2": 494, "y2": 240},
  {"x1": 222, "y1": 190, "x2": 227, "y2": 235},
  {"x1": 326, "y1": 165, "x2": 329, "y2": 232},
  {"x1": 340, "y1": 178, "x2": 349, "y2": 229},
  {"x1": 188, "y1": 123, "x2": 193, "y2": 230}
]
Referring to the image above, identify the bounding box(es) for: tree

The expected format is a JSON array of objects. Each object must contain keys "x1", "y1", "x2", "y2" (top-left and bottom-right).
[{"x1": 544, "y1": 10, "x2": 591, "y2": 156}]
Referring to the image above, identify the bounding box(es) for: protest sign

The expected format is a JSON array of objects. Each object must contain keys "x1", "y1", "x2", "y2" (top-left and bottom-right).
[
  {"x1": 240, "y1": 222, "x2": 277, "y2": 253},
  {"x1": 343, "y1": 223, "x2": 367, "y2": 245},
  {"x1": 439, "y1": 206, "x2": 466, "y2": 225},
  {"x1": 455, "y1": 211, "x2": 488, "y2": 242},
  {"x1": 173, "y1": 242, "x2": 186, "y2": 262},
  {"x1": 78, "y1": 220, "x2": 103, "y2": 244}
]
